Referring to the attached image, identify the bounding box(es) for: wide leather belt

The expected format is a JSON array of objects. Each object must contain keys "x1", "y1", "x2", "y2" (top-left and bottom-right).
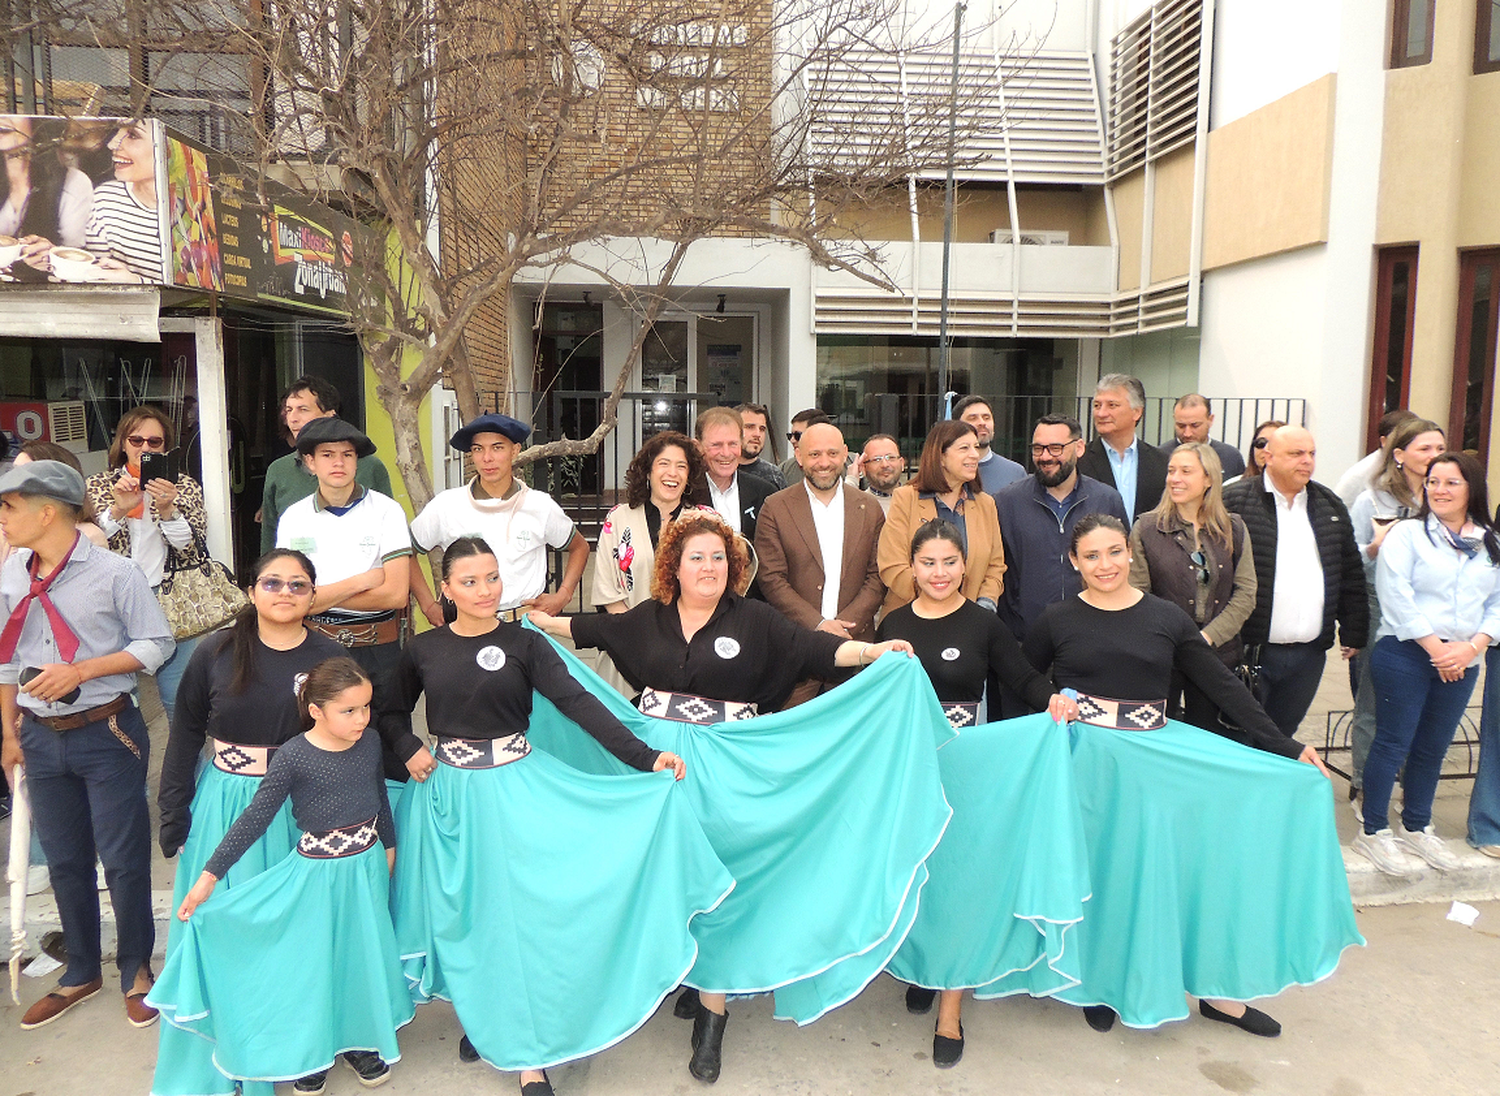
[
  {"x1": 1074, "y1": 692, "x2": 1168, "y2": 731},
  {"x1": 297, "y1": 817, "x2": 380, "y2": 859},
  {"x1": 32, "y1": 694, "x2": 130, "y2": 732},
  {"x1": 941, "y1": 701, "x2": 981, "y2": 730},
  {"x1": 497, "y1": 607, "x2": 527, "y2": 623},
  {"x1": 433, "y1": 733, "x2": 531, "y2": 769},
  {"x1": 210, "y1": 738, "x2": 274, "y2": 776},
  {"x1": 638, "y1": 688, "x2": 757, "y2": 725},
  {"x1": 307, "y1": 610, "x2": 404, "y2": 648}
]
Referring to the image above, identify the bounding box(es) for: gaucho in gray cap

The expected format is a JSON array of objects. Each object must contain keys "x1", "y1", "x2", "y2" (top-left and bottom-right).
[{"x1": 0, "y1": 459, "x2": 176, "y2": 1031}]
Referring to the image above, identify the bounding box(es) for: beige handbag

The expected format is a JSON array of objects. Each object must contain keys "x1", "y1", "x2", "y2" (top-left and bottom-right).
[{"x1": 158, "y1": 531, "x2": 248, "y2": 639}]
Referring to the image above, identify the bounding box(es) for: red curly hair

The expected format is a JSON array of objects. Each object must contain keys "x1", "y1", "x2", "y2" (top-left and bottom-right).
[{"x1": 650, "y1": 510, "x2": 753, "y2": 604}]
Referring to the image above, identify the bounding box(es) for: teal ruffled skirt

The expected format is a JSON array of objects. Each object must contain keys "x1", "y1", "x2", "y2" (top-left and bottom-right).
[
  {"x1": 151, "y1": 764, "x2": 297, "y2": 1096},
  {"x1": 146, "y1": 841, "x2": 415, "y2": 1082},
  {"x1": 523, "y1": 634, "x2": 954, "y2": 1025},
  {"x1": 1056, "y1": 718, "x2": 1364, "y2": 1027},
  {"x1": 391, "y1": 748, "x2": 733, "y2": 1070},
  {"x1": 889, "y1": 713, "x2": 1090, "y2": 999}
]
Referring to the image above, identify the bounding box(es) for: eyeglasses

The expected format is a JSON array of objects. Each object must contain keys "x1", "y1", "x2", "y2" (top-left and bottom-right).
[
  {"x1": 1030, "y1": 442, "x2": 1076, "y2": 458},
  {"x1": 865, "y1": 454, "x2": 902, "y2": 464},
  {"x1": 1189, "y1": 550, "x2": 1211, "y2": 585},
  {"x1": 787, "y1": 431, "x2": 803, "y2": 442},
  {"x1": 126, "y1": 435, "x2": 166, "y2": 450},
  {"x1": 1252, "y1": 438, "x2": 1270, "y2": 450},
  {"x1": 257, "y1": 577, "x2": 313, "y2": 596}
]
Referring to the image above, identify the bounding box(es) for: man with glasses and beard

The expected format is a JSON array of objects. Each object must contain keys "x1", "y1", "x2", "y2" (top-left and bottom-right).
[{"x1": 993, "y1": 413, "x2": 1129, "y2": 643}]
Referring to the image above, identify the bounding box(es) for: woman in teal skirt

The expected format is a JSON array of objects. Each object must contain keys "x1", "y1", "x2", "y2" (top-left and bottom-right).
[
  {"x1": 385, "y1": 537, "x2": 723, "y2": 1096},
  {"x1": 151, "y1": 548, "x2": 343, "y2": 1096},
  {"x1": 148, "y1": 657, "x2": 413, "y2": 1095},
  {"x1": 1024, "y1": 514, "x2": 1359, "y2": 1036},
  {"x1": 878, "y1": 519, "x2": 1082, "y2": 1068}
]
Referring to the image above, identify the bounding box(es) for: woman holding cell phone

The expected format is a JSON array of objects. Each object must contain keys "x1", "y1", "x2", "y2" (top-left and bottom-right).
[{"x1": 85, "y1": 405, "x2": 207, "y2": 728}]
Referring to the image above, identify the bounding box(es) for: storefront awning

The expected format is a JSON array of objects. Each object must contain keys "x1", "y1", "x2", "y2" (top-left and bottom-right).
[{"x1": 0, "y1": 287, "x2": 161, "y2": 342}]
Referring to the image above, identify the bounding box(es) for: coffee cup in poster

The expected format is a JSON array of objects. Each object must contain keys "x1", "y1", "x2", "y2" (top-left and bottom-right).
[
  {"x1": 0, "y1": 235, "x2": 20, "y2": 265},
  {"x1": 49, "y1": 246, "x2": 100, "y2": 282}
]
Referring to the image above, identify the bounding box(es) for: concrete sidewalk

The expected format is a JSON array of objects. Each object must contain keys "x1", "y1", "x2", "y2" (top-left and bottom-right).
[{"x1": 2, "y1": 901, "x2": 1497, "y2": 1095}]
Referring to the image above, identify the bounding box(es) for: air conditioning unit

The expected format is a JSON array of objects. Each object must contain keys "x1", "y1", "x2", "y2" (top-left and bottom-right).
[
  {"x1": 989, "y1": 229, "x2": 1070, "y2": 246},
  {"x1": 0, "y1": 400, "x2": 89, "y2": 452}
]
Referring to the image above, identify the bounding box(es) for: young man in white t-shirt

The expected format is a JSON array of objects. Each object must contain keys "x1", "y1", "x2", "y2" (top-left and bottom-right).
[
  {"x1": 409, "y1": 413, "x2": 587, "y2": 625},
  {"x1": 275, "y1": 416, "x2": 416, "y2": 780}
]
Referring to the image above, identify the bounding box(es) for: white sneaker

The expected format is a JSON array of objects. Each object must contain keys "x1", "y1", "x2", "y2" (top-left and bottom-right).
[
  {"x1": 1394, "y1": 822, "x2": 1463, "y2": 871},
  {"x1": 26, "y1": 864, "x2": 50, "y2": 895},
  {"x1": 1352, "y1": 829, "x2": 1424, "y2": 876}
]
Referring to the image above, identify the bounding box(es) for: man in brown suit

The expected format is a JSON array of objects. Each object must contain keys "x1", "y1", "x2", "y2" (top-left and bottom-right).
[{"x1": 755, "y1": 422, "x2": 886, "y2": 706}]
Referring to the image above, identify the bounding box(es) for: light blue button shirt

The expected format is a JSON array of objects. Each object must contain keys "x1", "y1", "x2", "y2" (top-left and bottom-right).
[
  {"x1": 1375, "y1": 515, "x2": 1500, "y2": 662},
  {"x1": 1104, "y1": 438, "x2": 1139, "y2": 515}
]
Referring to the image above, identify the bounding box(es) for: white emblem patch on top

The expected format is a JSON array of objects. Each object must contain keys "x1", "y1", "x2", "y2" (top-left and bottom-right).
[
  {"x1": 714, "y1": 636, "x2": 741, "y2": 659},
  {"x1": 476, "y1": 645, "x2": 507, "y2": 671},
  {"x1": 941, "y1": 647, "x2": 961, "y2": 661}
]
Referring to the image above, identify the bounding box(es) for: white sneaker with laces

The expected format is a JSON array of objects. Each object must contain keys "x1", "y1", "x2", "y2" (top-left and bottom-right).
[
  {"x1": 1352, "y1": 829, "x2": 1423, "y2": 876},
  {"x1": 1394, "y1": 821, "x2": 1462, "y2": 871}
]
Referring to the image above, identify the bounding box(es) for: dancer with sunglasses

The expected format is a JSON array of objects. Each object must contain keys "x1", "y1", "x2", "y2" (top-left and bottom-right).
[
  {"x1": 1128, "y1": 441, "x2": 1257, "y2": 733},
  {"x1": 151, "y1": 549, "x2": 344, "y2": 1096}
]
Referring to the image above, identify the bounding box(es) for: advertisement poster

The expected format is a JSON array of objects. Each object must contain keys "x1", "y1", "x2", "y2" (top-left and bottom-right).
[{"x1": 1, "y1": 113, "x2": 369, "y2": 316}]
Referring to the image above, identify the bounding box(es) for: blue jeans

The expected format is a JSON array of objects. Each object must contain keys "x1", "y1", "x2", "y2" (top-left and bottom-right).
[
  {"x1": 1363, "y1": 636, "x2": 1478, "y2": 835},
  {"x1": 1254, "y1": 642, "x2": 1328, "y2": 739},
  {"x1": 150, "y1": 633, "x2": 200, "y2": 728},
  {"x1": 1467, "y1": 646, "x2": 1500, "y2": 847},
  {"x1": 21, "y1": 702, "x2": 154, "y2": 992}
]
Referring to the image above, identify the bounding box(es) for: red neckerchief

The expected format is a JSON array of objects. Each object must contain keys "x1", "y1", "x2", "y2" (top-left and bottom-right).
[{"x1": 0, "y1": 531, "x2": 82, "y2": 662}]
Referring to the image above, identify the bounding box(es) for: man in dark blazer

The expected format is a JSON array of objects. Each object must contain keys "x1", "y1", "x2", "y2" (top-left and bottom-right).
[
  {"x1": 696, "y1": 406, "x2": 775, "y2": 542},
  {"x1": 755, "y1": 422, "x2": 885, "y2": 705},
  {"x1": 1077, "y1": 372, "x2": 1170, "y2": 521}
]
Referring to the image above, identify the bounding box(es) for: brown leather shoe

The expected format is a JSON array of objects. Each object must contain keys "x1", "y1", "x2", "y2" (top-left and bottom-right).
[
  {"x1": 125, "y1": 968, "x2": 158, "y2": 1028},
  {"x1": 20, "y1": 978, "x2": 103, "y2": 1029}
]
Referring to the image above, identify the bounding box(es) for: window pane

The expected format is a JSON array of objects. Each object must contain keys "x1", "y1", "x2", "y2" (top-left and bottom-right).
[
  {"x1": 1462, "y1": 264, "x2": 1495, "y2": 452},
  {"x1": 1382, "y1": 261, "x2": 1411, "y2": 414},
  {"x1": 1489, "y1": 1, "x2": 1500, "y2": 63},
  {"x1": 1406, "y1": 0, "x2": 1431, "y2": 59}
]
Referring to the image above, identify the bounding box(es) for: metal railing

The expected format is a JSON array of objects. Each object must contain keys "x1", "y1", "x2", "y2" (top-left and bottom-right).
[{"x1": 1322, "y1": 706, "x2": 1482, "y2": 784}]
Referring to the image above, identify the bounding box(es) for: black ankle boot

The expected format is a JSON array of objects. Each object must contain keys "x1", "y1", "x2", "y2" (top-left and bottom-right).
[
  {"x1": 688, "y1": 1005, "x2": 728, "y2": 1083},
  {"x1": 674, "y1": 986, "x2": 702, "y2": 1019}
]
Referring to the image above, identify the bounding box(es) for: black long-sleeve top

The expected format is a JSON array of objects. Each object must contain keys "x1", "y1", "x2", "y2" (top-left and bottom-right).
[
  {"x1": 158, "y1": 629, "x2": 346, "y2": 855},
  {"x1": 878, "y1": 600, "x2": 1055, "y2": 712},
  {"x1": 1023, "y1": 593, "x2": 1303, "y2": 759},
  {"x1": 570, "y1": 593, "x2": 844, "y2": 712},
  {"x1": 204, "y1": 730, "x2": 395, "y2": 878},
  {"x1": 379, "y1": 623, "x2": 660, "y2": 772}
]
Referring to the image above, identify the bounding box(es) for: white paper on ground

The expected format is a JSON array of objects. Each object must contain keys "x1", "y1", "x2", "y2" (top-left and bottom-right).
[
  {"x1": 22, "y1": 952, "x2": 61, "y2": 977},
  {"x1": 1447, "y1": 901, "x2": 1480, "y2": 927}
]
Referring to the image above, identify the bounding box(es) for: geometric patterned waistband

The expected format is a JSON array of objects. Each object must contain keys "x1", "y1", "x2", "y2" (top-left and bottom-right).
[
  {"x1": 1074, "y1": 693, "x2": 1168, "y2": 731},
  {"x1": 297, "y1": 817, "x2": 380, "y2": 859},
  {"x1": 434, "y1": 733, "x2": 531, "y2": 770},
  {"x1": 210, "y1": 738, "x2": 274, "y2": 776},
  {"x1": 941, "y1": 701, "x2": 981, "y2": 730},
  {"x1": 638, "y1": 687, "x2": 757, "y2": 725}
]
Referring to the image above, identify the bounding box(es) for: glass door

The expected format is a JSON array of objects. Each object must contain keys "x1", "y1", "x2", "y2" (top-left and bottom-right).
[{"x1": 637, "y1": 312, "x2": 757, "y2": 438}]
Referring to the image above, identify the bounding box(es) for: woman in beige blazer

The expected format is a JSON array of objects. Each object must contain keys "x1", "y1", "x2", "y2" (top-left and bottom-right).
[{"x1": 878, "y1": 420, "x2": 1006, "y2": 615}]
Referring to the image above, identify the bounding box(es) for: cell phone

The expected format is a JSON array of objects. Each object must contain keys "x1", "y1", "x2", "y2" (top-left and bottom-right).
[
  {"x1": 20, "y1": 666, "x2": 80, "y2": 706},
  {"x1": 139, "y1": 448, "x2": 180, "y2": 485}
]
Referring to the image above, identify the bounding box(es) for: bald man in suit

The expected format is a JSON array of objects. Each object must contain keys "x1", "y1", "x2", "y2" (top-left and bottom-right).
[{"x1": 755, "y1": 422, "x2": 886, "y2": 707}]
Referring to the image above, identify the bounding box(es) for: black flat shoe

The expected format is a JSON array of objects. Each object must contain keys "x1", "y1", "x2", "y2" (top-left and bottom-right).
[
  {"x1": 459, "y1": 1034, "x2": 480, "y2": 1062},
  {"x1": 1083, "y1": 1005, "x2": 1117, "y2": 1032},
  {"x1": 1198, "y1": 999, "x2": 1281, "y2": 1037},
  {"x1": 674, "y1": 986, "x2": 702, "y2": 1019},
  {"x1": 689, "y1": 1005, "x2": 728, "y2": 1083},
  {"x1": 932, "y1": 1022, "x2": 964, "y2": 1068},
  {"x1": 520, "y1": 1070, "x2": 553, "y2": 1096},
  {"x1": 905, "y1": 985, "x2": 936, "y2": 1014}
]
